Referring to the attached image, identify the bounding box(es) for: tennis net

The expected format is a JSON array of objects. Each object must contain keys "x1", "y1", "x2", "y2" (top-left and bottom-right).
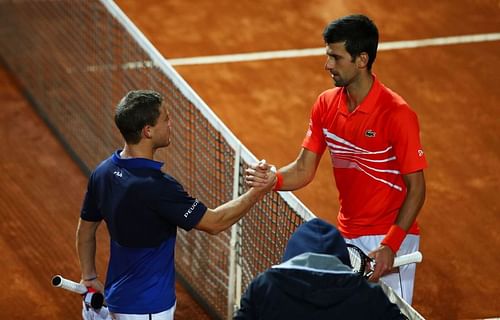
[{"x1": 0, "y1": 1, "x2": 423, "y2": 319}]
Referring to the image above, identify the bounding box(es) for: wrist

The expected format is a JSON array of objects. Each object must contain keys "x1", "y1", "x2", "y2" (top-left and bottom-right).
[
  {"x1": 83, "y1": 275, "x2": 98, "y2": 282},
  {"x1": 273, "y1": 172, "x2": 283, "y2": 191},
  {"x1": 381, "y1": 225, "x2": 407, "y2": 253}
]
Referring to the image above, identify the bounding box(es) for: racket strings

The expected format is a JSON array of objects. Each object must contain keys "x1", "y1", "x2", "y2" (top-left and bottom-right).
[
  {"x1": 347, "y1": 245, "x2": 373, "y2": 278},
  {"x1": 348, "y1": 249, "x2": 364, "y2": 272}
]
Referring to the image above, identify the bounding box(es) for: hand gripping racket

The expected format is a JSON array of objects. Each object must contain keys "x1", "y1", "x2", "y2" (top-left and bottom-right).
[
  {"x1": 51, "y1": 275, "x2": 105, "y2": 309},
  {"x1": 347, "y1": 244, "x2": 423, "y2": 278}
]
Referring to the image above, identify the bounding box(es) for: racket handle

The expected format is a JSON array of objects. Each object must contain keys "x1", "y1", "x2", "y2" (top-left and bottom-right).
[
  {"x1": 393, "y1": 251, "x2": 423, "y2": 267},
  {"x1": 52, "y1": 275, "x2": 105, "y2": 309},
  {"x1": 51, "y1": 275, "x2": 87, "y2": 294}
]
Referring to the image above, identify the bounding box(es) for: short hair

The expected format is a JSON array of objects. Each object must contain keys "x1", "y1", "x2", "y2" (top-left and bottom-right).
[
  {"x1": 322, "y1": 14, "x2": 379, "y2": 70},
  {"x1": 114, "y1": 90, "x2": 163, "y2": 144}
]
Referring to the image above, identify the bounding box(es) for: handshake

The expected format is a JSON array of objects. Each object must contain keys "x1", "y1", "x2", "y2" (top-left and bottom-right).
[{"x1": 245, "y1": 159, "x2": 279, "y2": 192}]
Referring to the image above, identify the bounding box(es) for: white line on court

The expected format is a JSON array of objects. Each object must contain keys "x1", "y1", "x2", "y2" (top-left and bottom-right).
[{"x1": 168, "y1": 32, "x2": 500, "y2": 66}]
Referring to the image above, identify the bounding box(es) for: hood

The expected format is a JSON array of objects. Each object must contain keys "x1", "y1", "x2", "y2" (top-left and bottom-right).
[
  {"x1": 282, "y1": 218, "x2": 351, "y2": 267},
  {"x1": 270, "y1": 253, "x2": 364, "y2": 307}
]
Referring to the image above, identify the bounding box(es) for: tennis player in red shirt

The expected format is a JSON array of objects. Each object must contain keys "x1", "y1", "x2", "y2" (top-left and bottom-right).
[{"x1": 246, "y1": 14, "x2": 427, "y2": 304}]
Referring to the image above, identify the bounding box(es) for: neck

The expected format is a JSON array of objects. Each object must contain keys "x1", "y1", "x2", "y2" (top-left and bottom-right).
[
  {"x1": 345, "y1": 73, "x2": 374, "y2": 113},
  {"x1": 120, "y1": 143, "x2": 155, "y2": 160}
]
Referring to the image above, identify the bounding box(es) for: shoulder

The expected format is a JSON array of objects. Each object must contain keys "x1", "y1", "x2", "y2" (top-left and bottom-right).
[
  {"x1": 142, "y1": 171, "x2": 177, "y2": 192},
  {"x1": 88, "y1": 156, "x2": 114, "y2": 180},
  {"x1": 249, "y1": 270, "x2": 272, "y2": 285},
  {"x1": 96, "y1": 155, "x2": 114, "y2": 170},
  {"x1": 317, "y1": 87, "x2": 342, "y2": 103},
  {"x1": 157, "y1": 173, "x2": 183, "y2": 189},
  {"x1": 245, "y1": 270, "x2": 276, "y2": 293},
  {"x1": 378, "y1": 84, "x2": 415, "y2": 112},
  {"x1": 311, "y1": 88, "x2": 342, "y2": 117},
  {"x1": 377, "y1": 85, "x2": 419, "y2": 122},
  {"x1": 150, "y1": 173, "x2": 192, "y2": 200}
]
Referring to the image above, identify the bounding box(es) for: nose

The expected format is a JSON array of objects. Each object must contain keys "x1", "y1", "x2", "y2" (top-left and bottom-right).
[{"x1": 324, "y1": 58, "x2": 334, "y2": 71}]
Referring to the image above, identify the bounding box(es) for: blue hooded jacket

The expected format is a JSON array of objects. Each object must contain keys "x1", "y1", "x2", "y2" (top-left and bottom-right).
[{"x1": 234, "y1": 218, "x2": 407, "y2": 320}]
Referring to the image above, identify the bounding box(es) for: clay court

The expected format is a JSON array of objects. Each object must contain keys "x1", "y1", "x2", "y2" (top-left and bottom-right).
[{"x1": 1, "y1": 0, "x2": 499, "y2": 319}]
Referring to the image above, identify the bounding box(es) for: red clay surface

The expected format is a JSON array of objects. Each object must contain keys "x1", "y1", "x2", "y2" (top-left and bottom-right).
[
  {"x1": 1, "y1": 1, "x2": 499, "y2": 319},
  {"x1": 115, "y1": 1, "x2": 500, "y2": 319},
  {"x1": 0, "y1": 66, "x2": 210, "y2": 319}
]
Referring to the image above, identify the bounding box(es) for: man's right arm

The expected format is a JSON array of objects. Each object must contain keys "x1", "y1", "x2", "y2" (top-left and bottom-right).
[
  {"x1": 76, "y1": 218, "x2": 104, "y2": 292},
  {"x1": 245, "y1": 148, "x2": 321, "y2": 191},
  {"x1": 195, "y1": 171, "x2": 276, "y2": 235},
  {"x1": 277, "y1": 148, "x2": 321, "y2": 191}
]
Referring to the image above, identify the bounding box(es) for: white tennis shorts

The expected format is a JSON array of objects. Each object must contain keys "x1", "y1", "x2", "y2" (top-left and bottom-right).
[
  {"x1": 109, "y1": 303, "x2": 176, "y2": 320},
  {"x1": 344, "y1": 234, "x2": 420, "y2": 304}
]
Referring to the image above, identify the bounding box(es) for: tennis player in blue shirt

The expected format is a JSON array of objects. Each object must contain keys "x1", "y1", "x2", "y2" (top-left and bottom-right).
[{"x1": 76, "y1": 90, "x2": 276, "y2": 320}]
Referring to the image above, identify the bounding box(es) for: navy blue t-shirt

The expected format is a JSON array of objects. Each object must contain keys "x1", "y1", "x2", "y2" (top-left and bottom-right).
[{"x1": 81, "y1": 151, "x2": 207, "y2": 314}]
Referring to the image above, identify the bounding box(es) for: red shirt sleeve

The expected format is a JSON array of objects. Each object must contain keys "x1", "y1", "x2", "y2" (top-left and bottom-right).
[
  {"x1": 302, "y1": 94, "x2": 327, "y2": 155},
  {"x1": 388, "y1": 106, "x2": 428, "y2": 174}
]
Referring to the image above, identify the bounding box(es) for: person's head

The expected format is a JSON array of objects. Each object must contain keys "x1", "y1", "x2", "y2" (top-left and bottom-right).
[
  {"x1": 114, "y1": 90, "x2": 171, "y2": 148},
  {"x1": 322, "y1": 14, "x2": 379, "y2": 86},
  {"x1": 282, "y1": 218, "x2": 351, "y2": 266}
]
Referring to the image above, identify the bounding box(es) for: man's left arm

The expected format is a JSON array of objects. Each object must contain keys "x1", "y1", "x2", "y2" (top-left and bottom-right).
[
  {"x1": 369, "y1": 170, "x2": 426, "y2": 282},
  {"x1": 395, "y1": 170, "x2": 426, "y2": 230}
]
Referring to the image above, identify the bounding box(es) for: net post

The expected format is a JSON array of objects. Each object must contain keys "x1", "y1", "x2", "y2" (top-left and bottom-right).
[{"x1": 227, "y1": 145, "x2": 242, "y2": 319}]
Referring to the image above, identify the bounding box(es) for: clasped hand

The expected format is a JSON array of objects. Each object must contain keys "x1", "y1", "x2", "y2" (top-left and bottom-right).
[{"x1": 245, "y1": 160, "x2": 277, "y2": 190}]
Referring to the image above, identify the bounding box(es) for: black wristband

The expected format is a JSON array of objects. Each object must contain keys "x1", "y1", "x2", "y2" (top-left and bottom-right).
[{"x1": 83, "y1": 276, "x2": 98, "y2": 281}]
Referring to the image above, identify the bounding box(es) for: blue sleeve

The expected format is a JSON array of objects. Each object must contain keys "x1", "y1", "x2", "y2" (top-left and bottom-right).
[
  {"x1": 80, "y1": 173, "x2": 103, "y2": 221},
  {"x1": 234, "y1": 279, "x2": 258, "y2": 320},
  {"x1": 375, "y1": 286, "x2": 409, "y2": 319},
  {"x1": 154, "y1": 174, "x2": 207, "y2": 231}
]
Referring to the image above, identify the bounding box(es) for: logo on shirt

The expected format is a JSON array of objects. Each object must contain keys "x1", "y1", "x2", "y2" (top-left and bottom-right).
[
  {"x1": 306, "y1": 120, "x2": 313, "y2": 137},
  {"x1": 418, "y1": 149, "x2": 424, "y2": 157},
  {"x1": 184, "y1": 199, "x2": 199, "y2": 218},
  {"x1": 113, "y1": 170, "x2": 123, "y2": 177},
  {"x1": 364, "y1": 129, "x2": 376, "y2": 138}
]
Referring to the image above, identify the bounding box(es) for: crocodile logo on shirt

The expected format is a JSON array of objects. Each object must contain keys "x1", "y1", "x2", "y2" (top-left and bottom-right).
[{"x1": 365, "y1": 129, "x2": 376, "y2": 138}]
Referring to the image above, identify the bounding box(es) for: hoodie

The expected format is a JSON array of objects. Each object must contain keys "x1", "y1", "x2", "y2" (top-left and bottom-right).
[{"x1": 234, "y1": 219, "x2": 406, "y2": 320}]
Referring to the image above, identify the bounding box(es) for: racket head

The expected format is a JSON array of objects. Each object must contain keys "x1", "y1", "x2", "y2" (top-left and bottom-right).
[{"x1": 346, "y1": 244, "x2": 373, "y2": 278}]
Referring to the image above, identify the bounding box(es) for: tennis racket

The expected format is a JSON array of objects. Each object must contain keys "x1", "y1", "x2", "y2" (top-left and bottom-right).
[
  {"x1": 51, "y1": 275, "x2": 105, "y2": 309},
  {"x1": 347, "y1": 244, "x2": 423, "y2": 278}
]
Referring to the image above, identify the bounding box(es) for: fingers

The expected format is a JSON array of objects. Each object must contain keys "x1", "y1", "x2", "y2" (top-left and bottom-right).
[
  {"x1": 367, "y1": 245, "x2": 395, "y2": 282},
  {"x1": 257, "y1": 159, "x2": 269, "y2": 170},
  {"x1": 368, "y1": 261, "x2": 390, "y2": 282},
  {"x1": 245, "y1": 159, "x2": 276, "y2": 189},
  {"x1": 244, "y1": 168, "x2": 269, "y2": 187},
  {"x1": 251, "y1": 159, "x2": 271, "y2": 171}
]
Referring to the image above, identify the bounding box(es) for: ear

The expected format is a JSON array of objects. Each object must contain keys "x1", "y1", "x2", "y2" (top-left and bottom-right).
[
  {"x1": 142, "y1": 125, "x2": 153, "y2": 139},
  {"x1": 356, "y1": 52, "x2": 369, "y2": 69}
]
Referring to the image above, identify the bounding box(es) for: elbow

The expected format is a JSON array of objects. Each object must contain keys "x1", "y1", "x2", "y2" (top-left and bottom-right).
[
  {"x1": 207, "y1": 219, "x2": 231, "y2": 235},
  {"x1": 417, "y1": 177, "x2": 426, "y2": 207},
  {"x1": 196, "y1": 211, "x2": 227, "y2": 235},
  {"x1": 304, "y1": 173, "x2": 316, "y2": 187},
  {"x1": 205, "y1": 226, "x2": 223, "y2": 235},
  {"x1": 419, "y1": 188, "x2": 426, "y2": 210}
]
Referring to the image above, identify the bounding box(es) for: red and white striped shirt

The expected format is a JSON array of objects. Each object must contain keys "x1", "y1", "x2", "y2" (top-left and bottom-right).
[{"x1": 303, "y1": 76, "x2": 427, "y2": 238}]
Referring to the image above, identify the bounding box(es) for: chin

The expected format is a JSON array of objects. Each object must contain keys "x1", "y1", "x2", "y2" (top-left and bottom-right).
[{"x1": 331, "y1": 78, "x2": 344, "y2": 87}]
